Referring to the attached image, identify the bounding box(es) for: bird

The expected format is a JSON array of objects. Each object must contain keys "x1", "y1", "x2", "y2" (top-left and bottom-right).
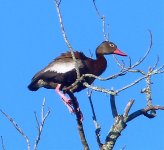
[{"x1": 28, "y1": 41, "x2": 127, "y2": 113}]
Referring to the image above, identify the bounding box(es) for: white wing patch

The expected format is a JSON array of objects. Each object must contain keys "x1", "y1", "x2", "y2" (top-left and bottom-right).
[{"x1": 44, "y1": 61, "x2": 76, "y2": 73}]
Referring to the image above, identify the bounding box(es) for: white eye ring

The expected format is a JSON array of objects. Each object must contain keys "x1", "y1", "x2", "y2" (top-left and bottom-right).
[{"x1": 109, "y1": 43, "x2": 115, "y2": 47}]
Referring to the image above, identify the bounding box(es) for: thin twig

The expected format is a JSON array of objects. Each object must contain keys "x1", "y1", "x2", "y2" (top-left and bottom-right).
[
  {"x1": 120, "y1": 145, "x2": 126, "y2": 150},
  {"x1": 87, "y1": 90, "x2": 102, "y2": 149},
  {"x1": 123, "y1": 100, "x2": 135, "y2": 117},
  {"x1": 93, "y1": 0, "x2": 101, "y2": 18},
  {"x1": 113, "y1": 30, "x2": 152, "y2": 73},
  {"x1": 114, "y1": 65, "x2": 164, "y2": 94},
  {"x1": 92, "y1": 0, "x2": 108, "y2": 41},
  {"x1": 64, "y1": 30, "x2": 158, "y2": 92},
  {"x1": 1, "y1": 136, "x2": 5, "y2": 150},
  {"x1": 87, "y1": 90, "x2": 97, "y2": 122},
  {"x1": 115, "y1": 75, "x2": 147, "y2": 94},
  {"x1": 63, "y1": 69, "x2": 127, "y2": 93},
  {"x1": 65, "y1": 62, "x2": 163, "y2": 97},
  {"x1": 110, "y1": 93, "x2": 118, "y2": 118},
  {"x1": 34, "y1": 98, "x2": 50, "y2": 150},
  {"x1": 131, "y1": 30, "x2": 152, "y2": 67},
  {"x1": 58, "y1": 0, "x2": 62, "y2": 6},
  {"x1": 34, "y1": 112, "x2": 40, "y2": 130},
  {"x1": 0, "y1": 109, "x2": 31, "y2": 150},
  {"x1": 152, "y1": 56, "x2": 159, "y2": 71}
]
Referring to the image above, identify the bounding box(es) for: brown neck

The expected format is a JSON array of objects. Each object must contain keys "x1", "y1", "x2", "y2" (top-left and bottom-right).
[{"x1": 93, "y1": 54, "x2": 107, "y2": 76}]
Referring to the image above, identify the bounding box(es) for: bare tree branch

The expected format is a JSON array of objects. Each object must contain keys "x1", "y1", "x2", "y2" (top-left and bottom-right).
[
  {"x1": 115, "y1": 75, "x2": 147, "y2": 94},
  {"x1": 110, "y1": 93, "x2": 118, "y2": 118},
  {"x1": 53, "y1": 2, "x2": 164, "y2": 150},
  {"x1": 0, "y1": 98, "x2": 50, "y2": 150},
  {"x1": 34, "y1": 112, "x2": 40, "y2": 130},
  {"x1": 54, "y1": 0, "x2": 80, "y2": 79},
  {"x1": 34, "y1": 98, "x2": 50, "y2": 150},
  {"x1": 66, "y1": 91, "x2": 90, "y2": 150},
  {"x1": 62, "y1": 32, "x2": 158, "y2": 96},
  {"x1": 63, "y1": 32, "x2": 163, "y2": 97},
  {"x1": 120, "y1": 145, "x2": 126, "y2": 150},
  {"x1": 0, "y1": 109, "x2": 31, "y2": 150},
  {"x1": 83, "y1": 82, "x2": 116, "y2": 95},
  {"x1": 103, "y1": 98, "x2": 164, "y2": 150},
  {"x1": 1, "y1": 136, "x2": 6, "y2": 150},
  {"x1": 93, "y1": 0, "x2": 101, "y2": 18},
  {"x1": 114, "y1": 30, "x2": 153, "y2": 73},
  {"x1": 93, "y1": 0, "x2": 109, "y2": 41},
  {"x1": 104, "y1": 115, "x2": 127, "y2": 150},
  {"x1": 123, "y1": 100, "x2": 135, "y2": 117},
  {"x1": 87, "y1": 90, "x2": 102, "y2": 149},
  {"x1": 57, "y1": 0, "x2": 62, "y2": 6},
  {"x1": 152, "y1": 56, "x2": 159, "y2": 71},
  {"x1": 127, "y1": 105, "x2": 164, "y2": 122}
]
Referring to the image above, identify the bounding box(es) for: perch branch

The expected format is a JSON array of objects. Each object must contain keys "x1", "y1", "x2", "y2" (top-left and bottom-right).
[
  {"x1": 64, "y1": 60, "x2": 163, "y2": 97},
  {"x1": 0, "y1": 109, "x2": 31, "y2": 150},
  {"x1": 63, "y1": 31, "x2": 158, "y2": 95},
  {"x1": 83, "y1": 82, "x2": 116, "y2": 95},
  {"x1": 62, "y1": 35, "x2": 153, "y2": 93},
  {"x1": 66, "y1": 91, "x2": 90, "y2": 150}
]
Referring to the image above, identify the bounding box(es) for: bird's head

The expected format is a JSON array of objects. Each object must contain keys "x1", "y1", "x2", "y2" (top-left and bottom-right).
[{"x1": 96, "y1": 41, "x2": 127, "y2": 57}]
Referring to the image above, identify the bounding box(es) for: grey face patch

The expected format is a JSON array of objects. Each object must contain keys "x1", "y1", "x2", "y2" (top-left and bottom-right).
[{"x1": 38, "y1": 79, "x2": 47, "y2": 86}]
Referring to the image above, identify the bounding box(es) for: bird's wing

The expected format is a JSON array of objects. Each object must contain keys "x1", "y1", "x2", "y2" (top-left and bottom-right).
[{"x1": 31, "y1": 51, "x2": 88, "y2": 82}]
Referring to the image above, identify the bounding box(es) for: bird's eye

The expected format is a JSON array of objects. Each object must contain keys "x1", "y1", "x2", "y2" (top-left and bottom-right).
[{"x1": 109, "y1": 43, "x2": 115, "y2": 47}]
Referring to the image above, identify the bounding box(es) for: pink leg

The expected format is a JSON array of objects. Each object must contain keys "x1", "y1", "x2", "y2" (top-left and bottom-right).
[{"x1": 55, "y1": 84, "x2": 74, "y2": 113}]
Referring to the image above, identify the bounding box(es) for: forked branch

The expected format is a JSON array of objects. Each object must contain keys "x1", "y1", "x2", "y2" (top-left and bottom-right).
[
  {"x1": 34, "y1": 98, "x2": 50, "y2": 150},
  {"x1": 0, "y1": 98, "x2": 50, "y2": 150},
  {"x1": 0, "y1": 110, "x2": 31, "y2": 150},
  {"x1": 103, "y1": 97, "x2": 164, "y2": 150}
]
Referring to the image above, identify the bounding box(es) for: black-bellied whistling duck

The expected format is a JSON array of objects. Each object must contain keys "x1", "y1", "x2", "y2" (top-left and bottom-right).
[{"x1": 28, "y1": 41, "x2": 127, "y2": 113}]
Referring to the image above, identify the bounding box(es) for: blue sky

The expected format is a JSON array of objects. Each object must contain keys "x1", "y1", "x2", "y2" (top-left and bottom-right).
[{"x1": 0, "y1": 0, "x2": 164, "y2": 150}]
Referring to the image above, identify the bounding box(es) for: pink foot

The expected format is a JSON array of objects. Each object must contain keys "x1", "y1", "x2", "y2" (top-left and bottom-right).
[{"x1": 55, "y1": 84, "x2": 74, "y2": 113}]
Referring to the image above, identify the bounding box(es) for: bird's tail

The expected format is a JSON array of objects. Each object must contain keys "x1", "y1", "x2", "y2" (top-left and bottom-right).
[{"x1": 28, "y1": 79, "x2": 40, "y2": 91}]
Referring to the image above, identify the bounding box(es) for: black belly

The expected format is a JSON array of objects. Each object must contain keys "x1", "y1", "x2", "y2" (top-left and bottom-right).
[{"x1": 40, "y1": 68, "x2": 94, "y2": 93}]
